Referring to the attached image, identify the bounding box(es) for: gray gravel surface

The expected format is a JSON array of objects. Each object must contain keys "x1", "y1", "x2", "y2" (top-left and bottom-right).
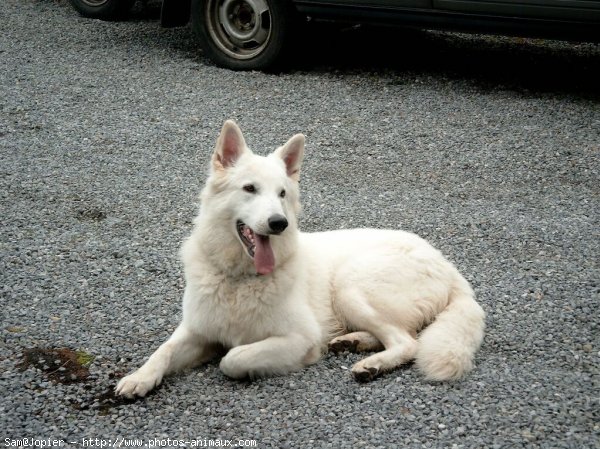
[{"x1": 2, "y1": 1, "x2": 599, "y2": 448}]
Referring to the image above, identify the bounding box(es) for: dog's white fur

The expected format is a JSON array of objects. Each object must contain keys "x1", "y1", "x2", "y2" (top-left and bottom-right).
[{"x1": 116, "y1": 120, "x2": 485, "y2": 398}]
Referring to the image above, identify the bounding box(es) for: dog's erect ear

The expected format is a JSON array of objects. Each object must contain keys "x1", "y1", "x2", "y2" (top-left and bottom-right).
[
  {"x1": 213, "y1": 120, "x2": 247, "y2": 171},
  {"x1": 275, "y1": 134, "x2": 305, "y2": 181}
]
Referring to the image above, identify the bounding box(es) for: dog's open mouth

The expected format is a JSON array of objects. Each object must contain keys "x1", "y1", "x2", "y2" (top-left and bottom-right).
[{"x1": 236, "y1": 220, "x2": 275, "y2": 275}]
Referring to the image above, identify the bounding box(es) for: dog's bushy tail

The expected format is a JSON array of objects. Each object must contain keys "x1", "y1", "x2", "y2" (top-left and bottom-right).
[{"x1": 415, "y1": 279, "x2": 485, "y2": 381}]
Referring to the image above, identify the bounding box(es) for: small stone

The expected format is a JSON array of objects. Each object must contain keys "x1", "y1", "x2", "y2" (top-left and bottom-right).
[{"x1": 522, "y1": 430, "x2": 536, "y2": 441}]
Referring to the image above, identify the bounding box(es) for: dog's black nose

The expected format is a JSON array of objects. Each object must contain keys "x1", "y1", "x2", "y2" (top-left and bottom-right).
[{"x1": 268, "y1": 215, "x2": 288, "y2": 234}]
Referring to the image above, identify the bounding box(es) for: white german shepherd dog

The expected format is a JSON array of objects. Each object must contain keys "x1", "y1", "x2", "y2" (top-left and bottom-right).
[{"x1": 116, "y1": 120, "x2": 485, "y2": 398}]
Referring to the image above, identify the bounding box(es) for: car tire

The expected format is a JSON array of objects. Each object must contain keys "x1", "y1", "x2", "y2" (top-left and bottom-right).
[
  {"x1": 68, "y1": 0, "x2": 137, "y2": 20},
  {"x1": 191, "y1": 0, "x2": 296, "y2": 71}
]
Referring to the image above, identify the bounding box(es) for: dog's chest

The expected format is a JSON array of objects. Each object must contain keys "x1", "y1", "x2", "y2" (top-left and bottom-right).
[{"x1": 184, "y1": 274, "x2": 289, "y2": 347}]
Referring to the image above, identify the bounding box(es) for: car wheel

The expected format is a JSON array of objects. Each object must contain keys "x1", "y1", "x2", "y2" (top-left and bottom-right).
[
  {"x1": 68, "y1": 0, "x2": 137, "y2": 20},
  {"x1": 191, "y1": 0, "x2": 295, "y2": 71}
]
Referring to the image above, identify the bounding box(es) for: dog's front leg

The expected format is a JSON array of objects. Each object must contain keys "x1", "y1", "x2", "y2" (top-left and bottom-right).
[
  {"x1": 116, "y1": 324, "x2": 215, "y2": 398},
  {"x1": 220, "y1": 334, "x2": 318, "y2": 379}
]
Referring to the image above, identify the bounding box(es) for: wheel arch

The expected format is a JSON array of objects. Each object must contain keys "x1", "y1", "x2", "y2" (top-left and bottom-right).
[{"x1": 161, "y1": 0, "x2": 192, "y2": 27}]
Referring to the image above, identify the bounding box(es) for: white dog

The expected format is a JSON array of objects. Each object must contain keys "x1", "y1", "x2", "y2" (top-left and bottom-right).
[{"x1": 116, "y1": 120, "x2": 485, "y2": 398}]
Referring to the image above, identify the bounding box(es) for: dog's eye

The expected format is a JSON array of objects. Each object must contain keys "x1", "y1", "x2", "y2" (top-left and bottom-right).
[
  {"x1": 243, "y1": 184, "x2": 256, "y2": 193},
  {"x1": 279, "y1": 189, "x2": 286, "y2": 198}
]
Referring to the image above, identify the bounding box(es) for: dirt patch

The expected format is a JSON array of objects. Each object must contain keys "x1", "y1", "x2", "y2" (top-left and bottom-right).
[
  {"x1": 19, "y1": 347, "x2": 147, "y2": 413},
  {"x1": 19, "y1": 347, "x2": 93, "y2": 384},
  {"x1": 71, "y1": 387, "x2": 143, "y2": 415}
]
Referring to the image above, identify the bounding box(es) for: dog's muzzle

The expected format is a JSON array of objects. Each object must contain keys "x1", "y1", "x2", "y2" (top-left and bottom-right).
[{"x1": 236, "y1": 220, "x2": 281, "y2": 275}]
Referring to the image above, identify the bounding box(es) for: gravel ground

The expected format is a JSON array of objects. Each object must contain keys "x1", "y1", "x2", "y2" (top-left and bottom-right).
[{"x1": 1, "y1": 1, "x2": 599, "y2": 448}]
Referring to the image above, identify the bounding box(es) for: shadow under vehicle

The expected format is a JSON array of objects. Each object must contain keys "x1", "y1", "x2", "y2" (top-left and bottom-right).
[{"x1": 69, "y1": 0, "x2": 600, "y2": 70}]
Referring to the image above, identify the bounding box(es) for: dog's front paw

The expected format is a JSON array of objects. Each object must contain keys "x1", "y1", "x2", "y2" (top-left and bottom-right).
[
  {"x1": 351, "y1": 360, "x2": 381, "y2": 382},
  {"x1": 219, "y1": 346, "x2": 252, "y2": 379},
  {"x1": 115, "y1": 370, "x2": 162, "y2": 398}
]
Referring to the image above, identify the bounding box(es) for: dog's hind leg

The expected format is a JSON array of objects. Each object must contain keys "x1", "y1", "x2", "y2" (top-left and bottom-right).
[
  {"x1": 332, "y1": 280, "x2": 419, "y2": 381},
  {"x1": 116, "y1": 324, "x2": 218, "y2": 398},
  {"x1": 350, "y1": 326, "x2": 417, "y2": 381},
  {"x1": 328, "y1": 331, "x2": 384, "y2": 354}
]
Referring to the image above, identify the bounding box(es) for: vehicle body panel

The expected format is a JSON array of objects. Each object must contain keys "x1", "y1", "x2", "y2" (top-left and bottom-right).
[
  {"x1": 160, "y1": 0, "x2": 600, "y2": 41},
  {"x1": 434, "y1": 0, "x2": 600, "y2": 21}
]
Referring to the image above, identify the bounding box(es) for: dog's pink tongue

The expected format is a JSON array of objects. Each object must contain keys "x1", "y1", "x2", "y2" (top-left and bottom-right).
[{"x1": 254, "y1": 234, "x2": 274, "y2": 275}]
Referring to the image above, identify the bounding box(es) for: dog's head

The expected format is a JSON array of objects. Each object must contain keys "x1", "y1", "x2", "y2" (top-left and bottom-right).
[{"x1": 202, "y1": 120, "x2": 304, "y2": 275}]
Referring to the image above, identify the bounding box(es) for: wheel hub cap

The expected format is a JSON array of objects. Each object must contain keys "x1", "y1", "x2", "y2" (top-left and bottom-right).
[{"x1": 216, "y1": 0, "x2": 270, "y2": 52}]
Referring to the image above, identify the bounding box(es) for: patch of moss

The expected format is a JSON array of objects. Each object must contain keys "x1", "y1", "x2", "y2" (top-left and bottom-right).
[{"x1": 76, "y1": 350, "x2": 95, "y2": 367}]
